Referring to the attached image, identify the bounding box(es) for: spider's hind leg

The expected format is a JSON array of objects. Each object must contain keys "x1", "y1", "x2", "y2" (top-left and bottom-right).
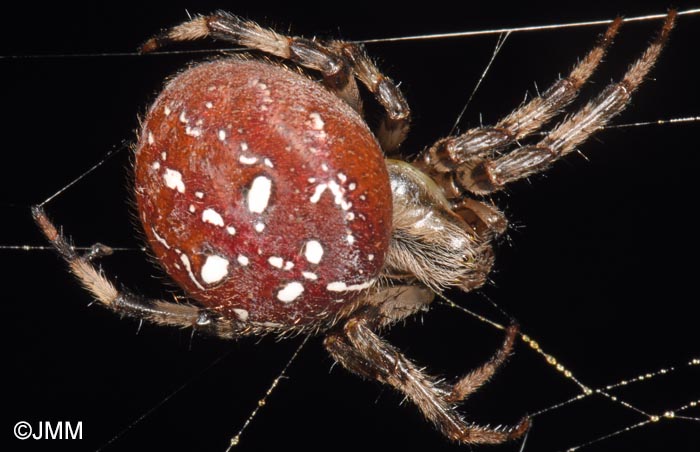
[
  {"x1": 324, "y1": 310, "x2": 529, "y2": 444},
  {"x1": 32, "y1": 206, "x2": 251, "y2": 340},
  {"x1": 141, "y1": 13, "x2": 410, "y2": 151},
  {"x1": 446, "y1": 323, "x2": 519, "y2": 403},
  {"x1": 141, "y1": 12, "x2": 355, "y2": 98}
]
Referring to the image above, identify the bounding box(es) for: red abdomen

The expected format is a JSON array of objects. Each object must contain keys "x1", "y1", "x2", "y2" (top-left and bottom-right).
[{"x1": 134, "y1": 59, "x2": 391, "y2": 326}]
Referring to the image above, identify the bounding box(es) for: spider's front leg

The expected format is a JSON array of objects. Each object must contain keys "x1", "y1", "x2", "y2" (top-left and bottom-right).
[
  {"x1": 324, "y1": 309, "x2": 529, "y2": 444},
  {"x1": 416, "y1": 16, "x2": 623, "y2": 185},
  {"x1": 417, "y1": 12, "x2": 675, "y2": 198},
  {"x1": 421, "y1": 12, "x2": 675, "y2": 197},
  {"x1": 460, "y1": 11, "x2": 676, "y2": 195}
]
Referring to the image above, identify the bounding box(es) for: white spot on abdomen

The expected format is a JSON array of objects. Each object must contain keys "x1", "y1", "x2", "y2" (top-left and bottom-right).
[
  {"x1": 310, "y1": 184, "x2": 327, "y2": 203},
  {"x1": 302, "y1": 271, "x2": 318, "y2": 280},
  {"x1": 233, "y1": 308, "x2": 249, "y2": 321},
  {"x1": 268, "y1": 256, "x2": 284, "y2": 268},
  {"x1": 326, "y1": 280, "x2": 375, "y2": 292},
  {"x1": 218, "y1": 129, "x2": 226, "y2": 141},
  {"x1": 328, "y1": 180, "x2": 352, "y2": 210},
  {"x1": 239, "y1": 155, "x2": 258, "y2": 165},
  {"x1": 151, "y1": 227, "x2": 170, "y2": 249},
  {"x1": 185, "y1": 126, "x2": 202, "y2": 137},
  {"x1": 164, "y1": 168, "x2": 185, "y2": 193},
  {"x1": 304, "y1": 240, "x2": 324, "y2": 264},
  {"x1": 309, "y1": 181, "x2": 351, "y2": 210},
  {"x1": 247, "y1": 176, "x2": 272, "y2": 213},
  {"x1": 309, "y1": 112, "x2": 325, "y2": 130},
  {"x1": 180, "y1": 254, "x2": 205, "y2": 290},
  {"x1": 202, "y1": 208, "x2": 224, "y2": 227},
  {"x1": 276, "y1": 282, "x2": 304, "y2": 303},
  {"x1": 201, "y1": 255, "x2": 230, "y2": 284}
]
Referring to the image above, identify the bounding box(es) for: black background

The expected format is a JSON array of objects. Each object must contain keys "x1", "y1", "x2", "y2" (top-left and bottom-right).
[{"x1": 3, "y1": 1, "x2": 698, "y2": 451}]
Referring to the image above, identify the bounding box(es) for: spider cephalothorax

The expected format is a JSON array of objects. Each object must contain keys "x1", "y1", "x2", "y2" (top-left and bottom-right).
[{"x1": 34, "y1": 10, "x2": 675, "y2": 445}]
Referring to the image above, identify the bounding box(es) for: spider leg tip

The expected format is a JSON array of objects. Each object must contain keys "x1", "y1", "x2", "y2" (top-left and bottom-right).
[{"x1": 139, "y1": 38, "x2": 160, "y2": 54}]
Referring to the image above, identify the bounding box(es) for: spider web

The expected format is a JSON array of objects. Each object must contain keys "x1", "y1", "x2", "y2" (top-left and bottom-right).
[{"x1": 2, "y1": 2, "x2": 698, "y2": 452}]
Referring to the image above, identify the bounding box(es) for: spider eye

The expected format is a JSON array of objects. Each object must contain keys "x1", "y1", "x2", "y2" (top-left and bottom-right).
[{"x1": 134, "y1": 59, "x2": 392, "y2": 325}]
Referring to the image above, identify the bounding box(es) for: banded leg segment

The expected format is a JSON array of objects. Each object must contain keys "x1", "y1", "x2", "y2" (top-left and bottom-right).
[
  {"x1": 331, "y1": 42, "x2": 411, "y2": 151},
  {"x1": 459, "y1": 11, "x2": 676, "y2": 194},
  {"x1": 324, "y1": 312, "x2": 529, "y2": 444},
  {"x1": 32, "y1": 206, "x2": 251, "y2": 339},
  {"x1": 418, "y1": 16, "x2": 623, "y2": 180},
  {"x1": 141, "y1": 12, "x2": 410, "y2": 151},
  {"x1": 142, "y1": 12, "x2": 349, "y2": 87},
  {"x1": 446, "y1": 323, "x2": 519, "y2": 403}
]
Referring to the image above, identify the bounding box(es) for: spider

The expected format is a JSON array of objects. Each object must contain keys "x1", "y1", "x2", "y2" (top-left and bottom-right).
[{"x1": 33, "y1": 10, "x2": 675, "y2": 445}]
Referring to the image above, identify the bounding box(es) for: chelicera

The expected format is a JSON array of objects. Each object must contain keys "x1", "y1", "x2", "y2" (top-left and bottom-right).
[{"x1": 33, "y1": 11, "x2": 675, "y2": 445}]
